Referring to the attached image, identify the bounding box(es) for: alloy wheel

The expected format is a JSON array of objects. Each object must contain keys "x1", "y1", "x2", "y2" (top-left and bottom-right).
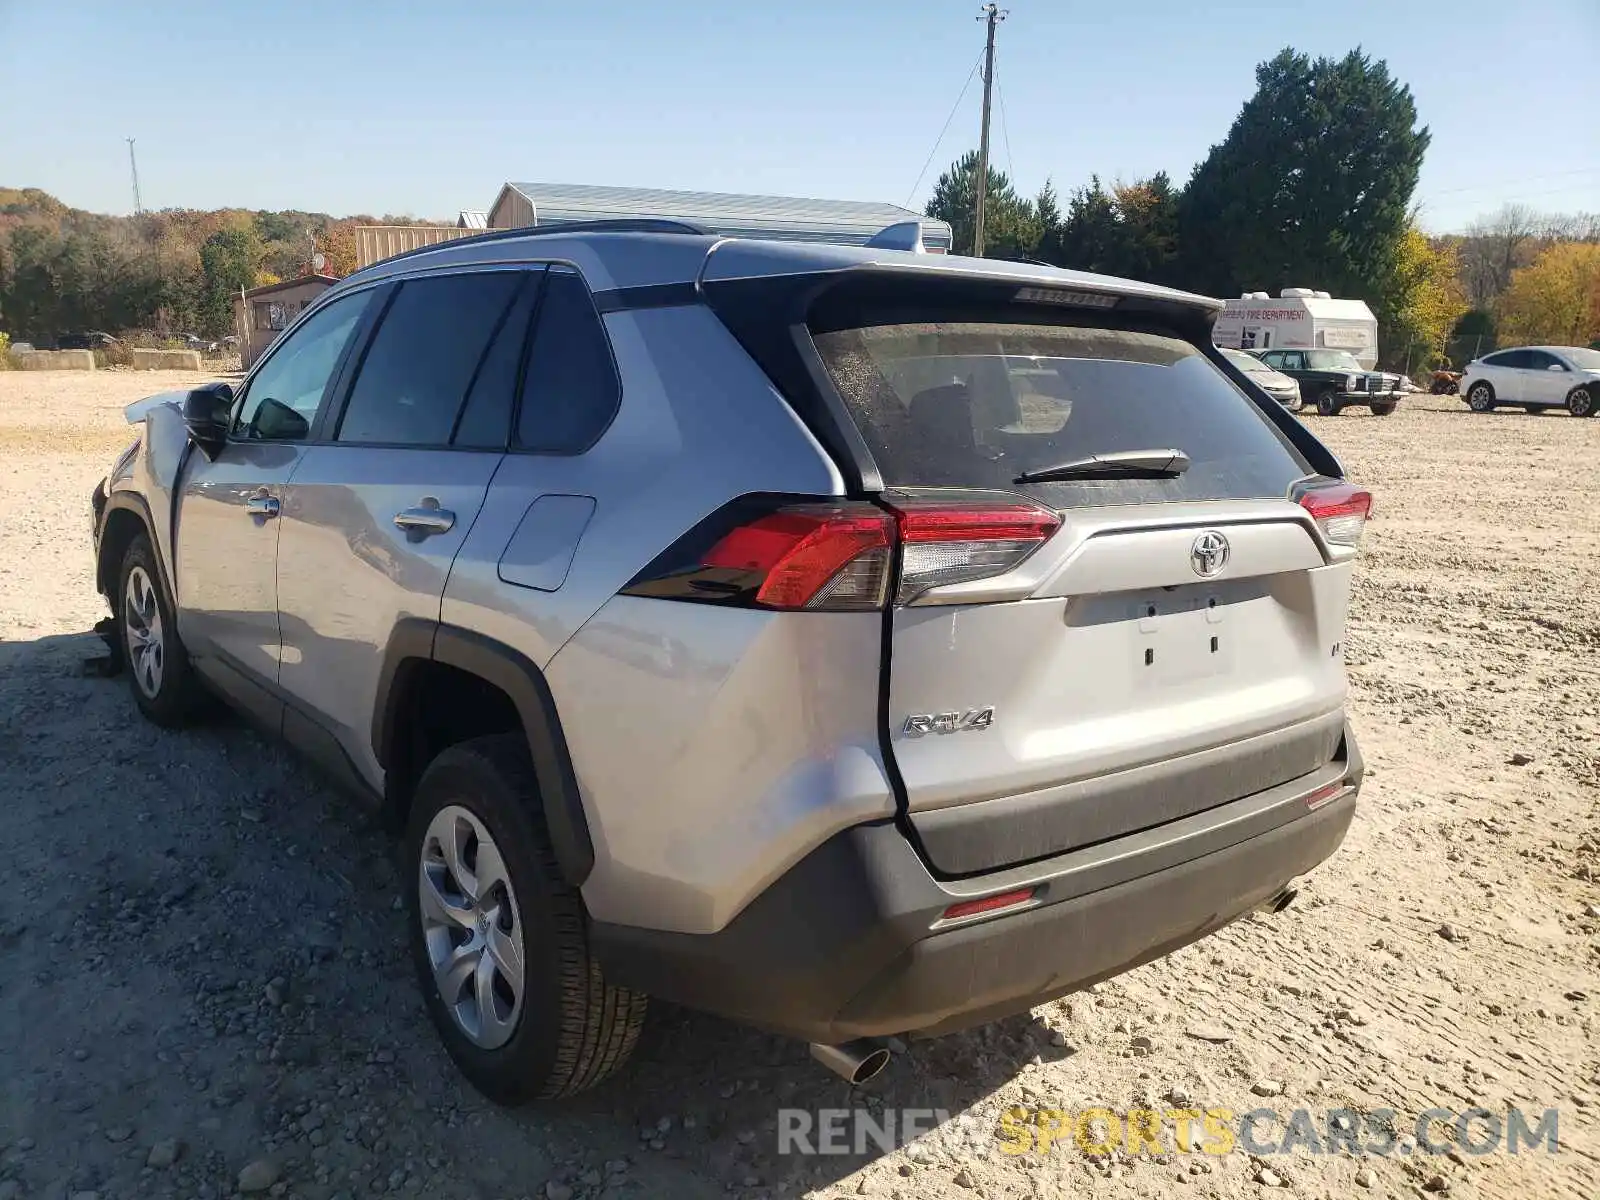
[
  {"x1": 418, "y1": 804, "x2": 526, "y2": 1049},
  {"x1": 123, "y1": 565, "x2": 165, "y2": 698}
]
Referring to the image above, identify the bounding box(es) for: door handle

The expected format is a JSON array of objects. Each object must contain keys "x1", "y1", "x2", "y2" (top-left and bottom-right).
[
  {"x1": 393, "y1": 499, "x2": 455, "y2": 535},
  {"x1": 245, "y1": 492, "x2": 280, "y2": 519}
]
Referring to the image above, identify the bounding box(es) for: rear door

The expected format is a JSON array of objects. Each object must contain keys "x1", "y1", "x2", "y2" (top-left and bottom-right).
[
  {"x1": 812, "y1": 317, "x2": 1356, "y2": 875},
  {"x1": 274, "y1": 267, "x2": 537, "y2": 787}
]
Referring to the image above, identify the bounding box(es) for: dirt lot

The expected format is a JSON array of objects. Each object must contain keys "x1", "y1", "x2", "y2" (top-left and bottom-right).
[{"x1": 1, "y1": 370, "x2": 1596, "y2": 1200}]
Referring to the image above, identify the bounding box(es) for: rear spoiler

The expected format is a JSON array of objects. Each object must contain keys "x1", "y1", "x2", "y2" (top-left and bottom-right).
[{"x1": 863, "y1": 220, "x2": 947, "y2": 254}]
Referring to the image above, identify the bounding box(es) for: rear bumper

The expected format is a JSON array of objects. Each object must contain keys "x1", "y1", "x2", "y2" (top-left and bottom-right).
[{"x1": 592, "y1": 723, "x2": 1363, "y2": 1043}]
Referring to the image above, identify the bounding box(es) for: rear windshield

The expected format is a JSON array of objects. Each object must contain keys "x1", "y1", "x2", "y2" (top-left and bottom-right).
[{"x1": 812, "y1": 321, "x2": 1310, "y2": 507}]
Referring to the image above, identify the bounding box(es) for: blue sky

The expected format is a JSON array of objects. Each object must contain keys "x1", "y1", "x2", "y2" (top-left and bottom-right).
[{"x1": 1, "y1": 0, "x2": 1595, "y2": 232}]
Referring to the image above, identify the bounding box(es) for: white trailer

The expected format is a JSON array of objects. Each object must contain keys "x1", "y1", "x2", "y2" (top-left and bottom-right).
[{"x1": 1212, "y1": 288, "x2": 1380, "y2": 370}]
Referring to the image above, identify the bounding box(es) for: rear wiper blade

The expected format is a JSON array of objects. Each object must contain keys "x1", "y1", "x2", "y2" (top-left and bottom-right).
[{"x1": 1013, "y1": 448, "x2": 1191, "y2": 484}]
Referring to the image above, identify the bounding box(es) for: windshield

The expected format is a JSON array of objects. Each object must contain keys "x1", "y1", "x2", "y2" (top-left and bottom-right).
[
  {"x1": 1305, "y1": 350, "x2": 1363, "y2": 371},
  {"x1": 812, "y1": 321, "x2": 1310, "y2": 508},
  {"x1": 1558, "y1": 347, "x2": 1600, "y2": 370},
  {"x1": 1221, "y1": 347, "x2": 1270, "y2": 373}
]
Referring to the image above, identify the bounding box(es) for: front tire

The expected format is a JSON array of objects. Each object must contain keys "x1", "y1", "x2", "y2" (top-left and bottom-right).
[
  {"x1": 1369, "y1": 402, "x2": 1397, "y2": 416},
  {"x1": 1567, "y1": 386, "x2": 1596, "y2": 418},
  {"x1": 118, "y1": 534, "x2": 202, "y2": 727},
  {"x1": 1315, "y1": 389, "x2": 1343, "y2": 416},
  {"x1": 405, "y1": 734, "x2": 647, "y2": 1104},
  {"x1": 1467, "y1": 382, "x2": 1496, "y2": 412}
]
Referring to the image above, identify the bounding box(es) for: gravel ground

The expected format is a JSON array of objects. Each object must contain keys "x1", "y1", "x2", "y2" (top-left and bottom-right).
[{"x1": 1, "y1": 371, "x2": 1596, "y2": 1200}]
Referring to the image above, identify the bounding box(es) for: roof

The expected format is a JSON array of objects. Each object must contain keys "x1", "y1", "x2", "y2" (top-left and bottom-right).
[
  {"x1": 494, "y1": 181, "x2": 953, "y2": 249},
  {"x1": 457, "y1": 210, "x2": 488, "y2": 229},
  {"x1": 340, "y1": 222, "x2": 1219, "y2": 315},
  {"x1": 241, "y1": 274, "x2": 339, "y2": 300}
]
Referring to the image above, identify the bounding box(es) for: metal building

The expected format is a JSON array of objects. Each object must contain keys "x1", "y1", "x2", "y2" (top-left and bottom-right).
[{"x1": 487, "y1": 181, "x2": 953, "y2": 250}]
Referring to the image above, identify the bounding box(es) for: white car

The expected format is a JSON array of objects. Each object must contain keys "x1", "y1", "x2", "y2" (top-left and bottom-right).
[{"x1": 1460, "y1": 346, "x2": 1600, "y2": 417}]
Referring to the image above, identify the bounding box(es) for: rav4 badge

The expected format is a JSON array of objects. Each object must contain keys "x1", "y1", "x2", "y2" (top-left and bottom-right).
[{"x1": 903, "y1": 708, "x2": 996, "y2": 737}]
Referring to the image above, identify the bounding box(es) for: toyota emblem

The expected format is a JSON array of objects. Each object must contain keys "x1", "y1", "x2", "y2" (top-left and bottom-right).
[{"x1": 1190, "y1": 531, "x2": 1230, "y2": 578}]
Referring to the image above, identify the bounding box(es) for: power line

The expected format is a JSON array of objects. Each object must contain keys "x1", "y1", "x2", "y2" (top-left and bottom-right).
[
  {"x1": 903, "y1": 47, "x2": 986, "y2": 210},
  {"x1": 1423, "y1": 167, "x2": 1600, "y2": 199},
  {"x1": 994, "y1": 47, "x2": 1015, "y2": 185}
]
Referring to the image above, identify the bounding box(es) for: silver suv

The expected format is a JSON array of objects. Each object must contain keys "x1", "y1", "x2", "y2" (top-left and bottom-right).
[{"x1": 91, "y1": 219, "x2": 1369, "y2": 1102}]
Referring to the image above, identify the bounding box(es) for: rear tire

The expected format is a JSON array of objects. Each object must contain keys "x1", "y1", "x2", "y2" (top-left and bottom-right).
[
  {"x1": 1567, "y1": 386, "x2": 1596, "y2": 418},
  {"x1": 117, "y1": 533, "x2": 202, "y2": 728},
  {"x1": 1466, "y1": 382, "x2": 1496, "y2": 412},
  {"x1": 1369, "y1": 403, "x2": 1396, "y2": 416},
  {"x1": 1315, "y1": 390, "x2": 1343, "y2": 416},
  {"x1": 405, "y1": 734, "x2": 647, "y2": 1105}
]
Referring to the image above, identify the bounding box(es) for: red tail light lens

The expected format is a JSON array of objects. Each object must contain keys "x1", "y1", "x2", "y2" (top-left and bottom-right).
[
  {"x1": 623, "y1": 496, "x2": 1061, "y2": 611},
  {"x1": 701, "y1": 507, "x2": 893, "y2": 610},
  {"x1": 1298, "y1": 482, "x2": 1372, "y2": 548},
  {"x1": 892, "y1": 500, "x2": 1061, "y2": 603}
]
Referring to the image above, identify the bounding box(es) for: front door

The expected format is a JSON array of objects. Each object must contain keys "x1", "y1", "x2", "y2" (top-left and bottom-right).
[
  {"x1": 1482, "y1": 350, "x2": 1528, "y2": 403},
  {"x1": 1522, "y1": 349, "x2": 1570, "y2": 406},
  {"x1": 275, "y1": 268, "x2": 537, "y2": 788},
  {"x1": 176, "y1": 290, "x2": 372, "y2": 719}
]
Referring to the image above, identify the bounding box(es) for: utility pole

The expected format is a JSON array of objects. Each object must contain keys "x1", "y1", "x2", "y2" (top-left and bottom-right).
[
  {"x1": 126, "y1": 138, "x2": 143, "y2": 215},
  {"x1": 973, "y1": 4, "x2": 1005, "y2": 258}
]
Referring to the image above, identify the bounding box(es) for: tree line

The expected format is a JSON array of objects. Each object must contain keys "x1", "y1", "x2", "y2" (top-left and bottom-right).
[
  {"x1": 0, "y1": 188, "x2": 405, "y2": 343},
  {"x1": 927, "y1": 48, "x2": 1598, "y2": 368}
]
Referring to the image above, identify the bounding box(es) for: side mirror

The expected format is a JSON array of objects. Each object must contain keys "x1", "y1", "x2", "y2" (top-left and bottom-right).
[
  {"x1": 183, "y1": 382, "x2": 234, "y2": 459},
  {"x1": 251, "y1": 397, "x2": 310, "y2": 441},
  {"x1": 1547, "y1": 362, "x2": 1566, "y2": 372}
]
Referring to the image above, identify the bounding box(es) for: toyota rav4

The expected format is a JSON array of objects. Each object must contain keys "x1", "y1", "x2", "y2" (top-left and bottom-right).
[{"x1": 90, "y1": 220, "x2": 1369, "y2": 1102}]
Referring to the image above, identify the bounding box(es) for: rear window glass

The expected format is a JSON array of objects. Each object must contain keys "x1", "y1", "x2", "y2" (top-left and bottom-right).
[{"x1": 812, "y1": 322, "x2": 1310, "y2": 506}]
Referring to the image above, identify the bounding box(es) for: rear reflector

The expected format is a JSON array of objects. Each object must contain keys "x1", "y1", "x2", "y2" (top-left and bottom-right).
[
  {"x1": 942, "y1": 887, "x2": 1038, "y2": 921},
  {"x1": 1298, "y1": 482, "x2": 1372, "y2": 548},
  {"x1": 1304, "y1": 782, "x2": 1347, "y2": 811}
]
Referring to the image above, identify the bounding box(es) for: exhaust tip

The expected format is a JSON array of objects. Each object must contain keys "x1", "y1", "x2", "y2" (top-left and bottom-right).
[{"x1": 810, "y1": 1039, "x2": 892, "y2": 1085}]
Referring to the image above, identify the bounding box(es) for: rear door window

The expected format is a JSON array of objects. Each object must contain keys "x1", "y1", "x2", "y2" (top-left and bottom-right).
[
  {"x1": 515, "y1": 267, "x2": 620, "y2": 454},
  {"x1": 336, "y1": 271, "x2": 524, "y2": 446},
  {"x1": 812, "y1": 321, "x2": 1311, "y2": 507}
]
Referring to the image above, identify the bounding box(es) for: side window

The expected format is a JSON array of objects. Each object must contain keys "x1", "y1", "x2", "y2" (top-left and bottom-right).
[
  {"x1": 1282, "y1": 351, "x2": 1305, "y2": 371},
  {"x1": 1525, "y1": 350, "x2": 1561, "y2": 371},
  {"x1": 234, "y1": 291, "x2": 368, "y2": 441},
  {"x1": 336, "y1": 271, "x2": 524, "y2": 446},
  {"x1": 1257, "y1": 351, "x2": 1282, "y2": 369},
  {"x1": 1480, "y1": 352, "x2": 1507, "y2": 367},
  {"x1": 452, "y1": 271, "x2": 543, "y2": 449},
  {"x1": 516, "y1": 267, "x2": 620, "y2": 454}
]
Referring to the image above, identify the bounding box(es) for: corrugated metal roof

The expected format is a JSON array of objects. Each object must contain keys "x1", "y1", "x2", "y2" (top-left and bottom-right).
[
  {"x1": 497, "y1": 182, "x2": 953, "y2": 249},
  {"x1": 457, "y1": 210, "x2": 488, "y2": 229}
]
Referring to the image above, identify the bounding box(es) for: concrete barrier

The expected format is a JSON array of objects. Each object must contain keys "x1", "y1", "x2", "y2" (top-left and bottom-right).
[
  {"x1": 13, "y1": 349, "x2": 96, "y2": 371},
  {"x1": 130, "y1": 348, "x2": 203, "y2": 371}
]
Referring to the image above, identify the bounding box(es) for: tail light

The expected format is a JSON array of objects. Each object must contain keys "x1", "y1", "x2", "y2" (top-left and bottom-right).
[
  {"x1": 623, "y1": 495, "x2": 1060, "y2": 611},
  {"x1": 891, "y1": 500, "x2": 1060, "y2": 604},
  {"x1": 1298, "y1": 481, "x2": 1372, "y2": 548}
]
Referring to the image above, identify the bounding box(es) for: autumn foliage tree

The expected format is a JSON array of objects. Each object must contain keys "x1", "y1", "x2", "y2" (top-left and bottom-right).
[{"x1": 1496, "y1": 243, "x2": 1600, "y2": 347}]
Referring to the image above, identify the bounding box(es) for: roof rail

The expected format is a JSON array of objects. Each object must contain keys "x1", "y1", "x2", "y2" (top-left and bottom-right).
[{"x1": 351, "y1": 217, "x2": 713, "y2": 276}]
